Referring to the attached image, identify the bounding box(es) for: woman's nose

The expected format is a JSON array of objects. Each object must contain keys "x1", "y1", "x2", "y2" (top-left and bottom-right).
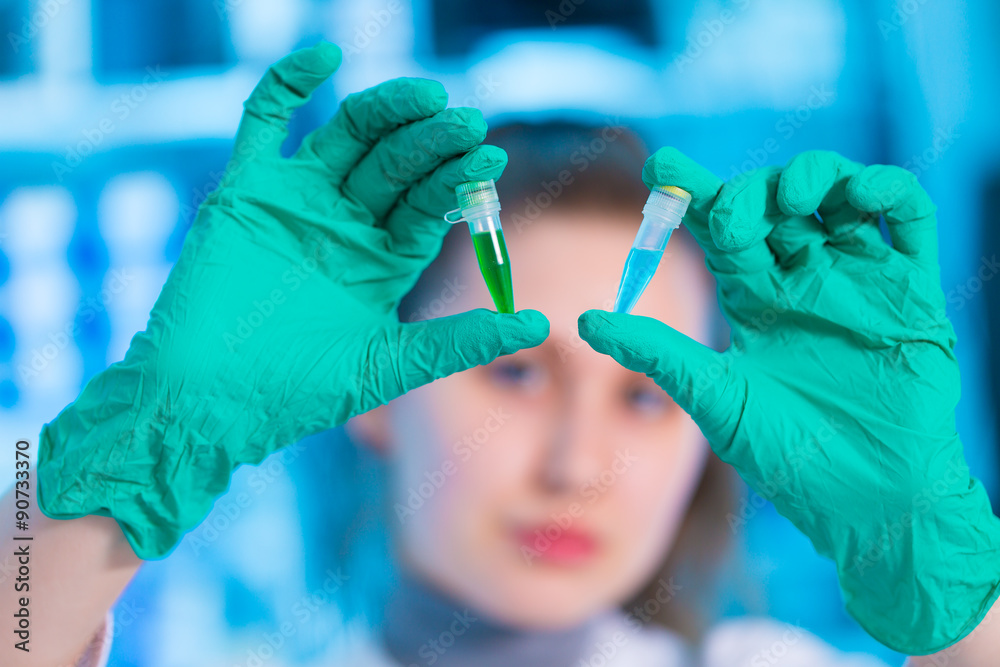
[{"x1": 538, "y1": 385, "x2": 615, "y2": 495}]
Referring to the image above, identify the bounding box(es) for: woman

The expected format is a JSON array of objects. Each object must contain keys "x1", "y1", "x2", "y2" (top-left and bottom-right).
[
  {"x1": 336, "y1": 119, "x2": 738, "y2": 662},
  {"x1": 323, "y1": 120, "x2": 883, "y2": 666},
  {"x1": 7, "y1": 43, "x2": 999, "y2": 666}
]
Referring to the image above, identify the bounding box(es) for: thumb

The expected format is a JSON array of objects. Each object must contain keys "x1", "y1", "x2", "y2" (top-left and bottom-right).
[
  {"x1": 578, "y1": 309, "x2": 732, "y2": 423},
  {"x1": 392, "y1": 308, "x2": 549, "y2": 392},
  {"x1": 236, "y1": 41, "x2": 343, "y2": 159}
]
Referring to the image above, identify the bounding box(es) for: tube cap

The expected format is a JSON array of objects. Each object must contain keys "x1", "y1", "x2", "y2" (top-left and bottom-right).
[
  {"x1": 658, "y1": 186, "x2": 692, "y2": 203},
  {"x1": 455, "y1": 180, "x2": 499, "y2": 209},
  {"x1": 644, "y1": 185, "x2": 691, "y2": 224}
]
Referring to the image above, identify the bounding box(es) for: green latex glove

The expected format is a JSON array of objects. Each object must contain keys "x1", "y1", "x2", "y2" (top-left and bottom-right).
[
  {"x1": 37, "y1": 42, "x2": 547, "y2": 559},
  {"x1": 579, "y1": 149, "x2": 1000, "y2": 654}
]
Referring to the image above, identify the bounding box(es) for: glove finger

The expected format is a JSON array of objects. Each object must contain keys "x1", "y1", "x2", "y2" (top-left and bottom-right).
[
  {"x1": 642, "y1": 147, "x2": 732, "y2": 267},
  {"x1": 577, "y1": 309, "x2": 735, "y2": 428},
  {"x1": 846, "y1": 164, "x2": 939, "y2": 264},
  {"x1": 778, "y1": 150, "x2": 887, "y2": 259},
  {"x1": 728, "y1": 164, "x2": 828, "y2": 269},
  {"x1": 343, "y1": 107, "x2": 488, "y2": 221},
  {"x1": 376, "y1": 309, "x2": 549, "y2": 400},
  {"x1": 765, "y1": 214, "x2": 827, "y2": 269},
  {"x1": 384, "y1": 144, "x2": 508, "y2": 259},
  {"x1": 298, "y1": 77, "x2": 449, "y2": 184},
  {"x1": 708, "y1": 168, "x2": 781, "y2": 272},
  {"x1": 235, "y1": 42, "x2": 343, "y2": 162}
]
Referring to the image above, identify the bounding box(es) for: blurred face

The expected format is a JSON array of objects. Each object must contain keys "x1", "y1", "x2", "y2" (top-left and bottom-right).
[{"x1": 350, "y1": 210, "x2": 712, "y2": 629}]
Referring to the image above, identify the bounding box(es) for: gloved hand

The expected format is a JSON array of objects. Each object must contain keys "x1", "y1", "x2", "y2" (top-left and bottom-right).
[
  {"x1": 37, "y1": 42, "x2": 548, "y2": 559},
  {"x1": 579, "y1": 149, "x2": 1000, "y2": 654}
]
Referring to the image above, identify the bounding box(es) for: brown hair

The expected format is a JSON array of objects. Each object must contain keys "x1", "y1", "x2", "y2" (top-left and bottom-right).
[{"x1": 399, "y1": 120, "x2": 738, "y2": 642}]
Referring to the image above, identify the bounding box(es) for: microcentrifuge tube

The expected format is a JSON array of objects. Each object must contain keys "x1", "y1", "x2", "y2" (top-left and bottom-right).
[
  {"x1": 613, "y1": 186, "x2": 692, "y2": 314},
  {"x1": 444, "y1": 179, "x2": 515, "y2": 314}
]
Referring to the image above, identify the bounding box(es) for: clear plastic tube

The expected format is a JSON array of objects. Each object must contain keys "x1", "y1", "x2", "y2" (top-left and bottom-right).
[
  {"x1": 444, "y1": 180, "x2": 515, "y2": 313},
  {"x1": 613, "y1": 186, "x2": 692, "y2": 314}
]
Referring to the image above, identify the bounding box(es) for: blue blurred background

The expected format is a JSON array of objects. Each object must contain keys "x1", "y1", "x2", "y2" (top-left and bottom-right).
[{"x1": 2, "y1": 0, "x2": 999, "y2": 665}]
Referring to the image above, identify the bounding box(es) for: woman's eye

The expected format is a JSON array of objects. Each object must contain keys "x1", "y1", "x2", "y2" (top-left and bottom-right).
[
  {"x1": 625, "y1": 385, "x2": 670, "y2": 415},
  {"x1": 487, "y1": 359, "x2": 545, "y2": 391}
]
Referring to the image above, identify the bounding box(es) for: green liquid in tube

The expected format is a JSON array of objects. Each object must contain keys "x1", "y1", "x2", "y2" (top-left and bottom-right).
[{"x1": 471, "y1": 229, "x2": 514, "y2": 314}]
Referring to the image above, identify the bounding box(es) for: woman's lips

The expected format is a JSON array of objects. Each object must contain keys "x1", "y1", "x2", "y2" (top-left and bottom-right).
[{"x1": 513, "y1": 525, "x2": 598, "y2": 565}]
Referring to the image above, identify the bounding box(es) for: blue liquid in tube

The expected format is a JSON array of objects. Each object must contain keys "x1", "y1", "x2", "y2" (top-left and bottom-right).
[
  {"x1": 613, "y1": 245, "x2": 670, "y2": 314},
  {"x1": 612, "y1": 186, "x2": 690, "y2": 314}
]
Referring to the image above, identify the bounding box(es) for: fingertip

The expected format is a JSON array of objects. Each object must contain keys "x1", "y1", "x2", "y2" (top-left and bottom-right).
[
  {"x1": 642, "y1": 147, "x2": 681, "y2": 188},
  {"x1": 514, "y1": 308, "x2": 549, "y2": 329},
  {"x1": 578, "y1": 307, "x2": 605, "y2": 322},
  {"x1": 313, "y1": 41, "x2": 343, "y2": 71},
  {"x1": 446, "y1": 107, "x2": 488, "y2": 143},
  {"x1": 399, "y1": 77, "x2": 449, "y2": 117},
  {"x1": 776, "y1": 173, "x2": 817, "y2": 217},
  {"x1": 709, "y1": 168, "x2": 779, "y2": 252},
  {"x1": 846, "y1": 164, "x2": 938, "y2": 237},
  {"x1": 578, "y1": 309, "x2": 627, "y2": 343},
  {"x1": 499, "y1": 309, "x2": 549, "y2": 350},
  {"x1": 463, "y1": 144, "x2": 508, "y2": 177},
  {"x1": 846, "y1": 164, "x2": 908, "y2": 211},
  {"x1": 265, "y1": 43, "x2": 342, "y2": 91},
  {"x1": 642, "y1": 146, "x2": 693, "y2": 181},
  {"x1": 709, "y1": 203, "x2": 761, "y2": 252},
  {"x1": 424, "y1": 146, "x2": 507, "y2": 197},
  {"x1": 424, "y1": 79, "x2": 449, "y2": 107},
  {"x1": 577, "y1": 309, "x2": 598, "y2": 337},
  {"x1": 642, "y1": 147, "x2": 723, "y2": 204}
]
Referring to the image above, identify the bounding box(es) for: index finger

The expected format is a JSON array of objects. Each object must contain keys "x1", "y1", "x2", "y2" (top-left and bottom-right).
[
  {"x1": 643, "y1": 147, "x2": 760, "y2": 273},
  {"x1": 642, "y1": 146, "x2": 723, "y2": 243},
  {"x1": 298, "y1": 77, "x2": 450, "y2": 185}
]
